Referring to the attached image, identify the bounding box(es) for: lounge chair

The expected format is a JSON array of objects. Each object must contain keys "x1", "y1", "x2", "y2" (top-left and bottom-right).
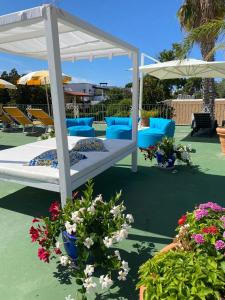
[
  {"x1": 191, "y1": 113, "x2": 217, "y2": 137},
  {"x1": 66, "y1": 117, "x2": 95, "y2": 137},
  {"x1": 0, "y1": 105, "x2": 14, "y2": 130},
  {"x1": 105, "y1": 117, "x2": 132, "y2": 140},
  {"x1": 27, "y1": 108, "x2": 54, "y2": 131},
  {"x1": 3, "y1": 106, "x2": 41, "y2": 132}
]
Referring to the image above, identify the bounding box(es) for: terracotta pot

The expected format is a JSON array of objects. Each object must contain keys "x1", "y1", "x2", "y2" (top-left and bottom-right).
[
  {"x1": 139, "y1": 243, "x2": 177, "y2": 300},
  {"x1": 141, "y1": 118, "x2": 149, "y2": 127},
  {"x1": 216, "y1": 127, "x2": 225, "y2": 154}
]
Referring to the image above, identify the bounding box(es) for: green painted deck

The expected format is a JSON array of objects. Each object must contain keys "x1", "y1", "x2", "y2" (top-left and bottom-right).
[{"x1": 0, "y1": 125, "x2": 225, "y2": 300}]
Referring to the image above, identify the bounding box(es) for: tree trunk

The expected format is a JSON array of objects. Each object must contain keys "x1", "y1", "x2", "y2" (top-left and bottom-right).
[{"x1": 200, "y1": 40, "x2": 215, "y2": 118}]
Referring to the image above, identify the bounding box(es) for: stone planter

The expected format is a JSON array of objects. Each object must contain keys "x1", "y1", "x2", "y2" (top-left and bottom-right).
[
  {"x1": 216, "y1": 127, "x2": 225, "y2": 154},
  {"x1": 139, "y1": 243, "x2": 177, "y2": 300}
]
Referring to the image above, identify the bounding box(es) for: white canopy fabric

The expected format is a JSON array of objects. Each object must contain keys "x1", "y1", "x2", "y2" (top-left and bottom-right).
[
  {"x1": 0, "y1": 5, "x2": 136, "y2": 61},
  {"x1": 0, "y1": 79, "x2": 16, "y2": 89},
  {"x1": 139, "y1": 59, "x2": 225, "y2": 79}
]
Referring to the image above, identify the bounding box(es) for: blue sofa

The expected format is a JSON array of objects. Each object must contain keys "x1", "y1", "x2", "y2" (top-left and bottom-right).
[
  {"x1": 138, "y1": 118, "x2": 175, "y2": 148},
  {"x1": 105, "y1": 117, "x2": 132, "y2": 140},
  {"x1": 66, "y1": 117, "x2": 95, "y2": 137}
]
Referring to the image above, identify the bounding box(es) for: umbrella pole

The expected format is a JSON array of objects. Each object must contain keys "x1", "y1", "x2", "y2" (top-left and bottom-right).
[{"x1": 45, "y1": 83, "x2": 51, "y2": 116}]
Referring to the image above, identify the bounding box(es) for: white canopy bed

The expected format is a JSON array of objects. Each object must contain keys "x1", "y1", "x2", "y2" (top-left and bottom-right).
[{"x1": 0, "y1": 5, "x2": 139, "y2": 206}]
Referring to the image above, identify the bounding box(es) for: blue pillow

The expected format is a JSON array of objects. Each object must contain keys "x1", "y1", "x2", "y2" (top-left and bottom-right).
[
  {"x1": 28, "y1": 149, "x2": 87, "y2": 168},
  {"x1": 105, "y1": 117, "x2": 115, "y2": 126},
  {"x1": 73, "y1": 138, "x2": 108, "y2": 152},
  {"x1": 66, "y1": 118, "x2": 94, "y2": 128}
]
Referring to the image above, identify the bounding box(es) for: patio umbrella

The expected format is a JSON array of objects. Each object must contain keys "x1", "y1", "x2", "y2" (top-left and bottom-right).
[
  {"x1": 139, "y1": 59, "x2": 225, "y2": 80},
  {"x1": 0, "y1": 78, "x2": 17, "y2": 89},
  {"x1": 17, "y1": 70, "x2": 72, "y2": 115},
  {"x1": 139, "y1": 58, "x2": 225, "y2": 112}
]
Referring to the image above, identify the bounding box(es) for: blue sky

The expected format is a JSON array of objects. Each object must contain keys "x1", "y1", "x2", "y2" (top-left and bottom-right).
[{"x1": 0, "y1": 0, "x2": 221, "y2": 86}]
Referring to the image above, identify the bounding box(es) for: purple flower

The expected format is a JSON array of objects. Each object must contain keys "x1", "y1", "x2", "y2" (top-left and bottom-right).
[
  {"x1": 199, "y1": 202, "x2": 224, "y2": 212},
  {"x1": 194, "y1": 209, "x2": 208, "y2": 221},
  {"x1": 223, "y1": 232, "x2": 225, "y2": 238},
  {"x1": 215, "y1": 240, "x2": 225, "y2": 250},
  {"x1": 192, "y1": 234, "x2": 205, "y2": 244}
]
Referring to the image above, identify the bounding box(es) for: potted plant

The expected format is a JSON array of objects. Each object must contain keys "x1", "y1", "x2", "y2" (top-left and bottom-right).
[
  {"x1": 141, "y1": 137, "x2": 194, "y2": 169},
  {"x1": 141, "y1": 110, "x2": 159, "y2": 127},
  {"x1": 216, "y1": 126, "x2": 225, "y2": 154},
  {"x1": 29, "y1": 181, "x2": 134, "y2": 300},
  {"x1": 138, "y1": 201, "x2": 225, "y2": 300}
]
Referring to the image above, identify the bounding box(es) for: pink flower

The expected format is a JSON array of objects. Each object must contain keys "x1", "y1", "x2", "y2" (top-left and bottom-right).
[
  {"x1": 199, "y1": 202, "x2": 224, "y2": 212},
  {"x1": 29, "y1": 226, "x2": 40, "y2": 242},
  {"x1": 215, "y1": 240, "x2": 225, "y2": 251},
  {"x1": 49, "y1": 201, "x2": 60, "y2": 220},
  {"x1": 38, "y1": 248, "x2": 50, "y2": 263},
  {"x1": 194, "y1": 209, "x2": 208, "y2": 221},
  {"x1": 223, "y1": 232, "x2": 225, "y2": 238},
  {"x1": 191, "y1": 234, "x2": 205, "y2": 244},
  {"x1": 221, "y1": 216, "x2": 225, "y2": 227}
]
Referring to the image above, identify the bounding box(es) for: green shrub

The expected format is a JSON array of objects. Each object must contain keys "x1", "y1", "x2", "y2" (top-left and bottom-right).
[
  {"x1": 141, "y1": 109, "x2": 159, "y2": 118},
  {"x1": 137, "y1": 250, "x2": 225, "y2": 300}
]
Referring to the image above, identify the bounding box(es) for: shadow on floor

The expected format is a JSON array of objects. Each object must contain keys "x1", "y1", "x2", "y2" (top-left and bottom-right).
[
  {"x1": 181, "y1": 130, "x2": 219, "y2": 144},
  {"x1": 0, "y1": 164, "x2": 225, "y2": 238},
  {"x1": 95, "y1": 130, "x2": 105, "y2": 138},
  {"x1": 0, "y1": 145, "x2": 16, "y2": 150}
]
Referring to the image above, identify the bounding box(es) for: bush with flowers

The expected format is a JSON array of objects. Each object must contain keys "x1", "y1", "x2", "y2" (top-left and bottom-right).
[
  {"x1": 137, "y1": 201, "x2": 225, "y2": 299},
  {"x1": 141, "y1": 137, "x2": 194, "y2": 168},
  {"x1": 29, "y1": 181, "x2": 133, "y2": 299}
]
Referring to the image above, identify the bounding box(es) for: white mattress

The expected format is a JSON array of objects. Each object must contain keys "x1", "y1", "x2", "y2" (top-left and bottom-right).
[{"x1": 0, "y1": 137, "x2": 134, "y2": 188}]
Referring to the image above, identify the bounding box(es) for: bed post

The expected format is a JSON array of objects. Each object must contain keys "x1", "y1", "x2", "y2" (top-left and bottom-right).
[
  {"x1": 131, "y1": 50, "x2": 139, "y2": 172},
  {"x1": 139, "y1": 53, "x2": 144, "y2": 118},
  {"x1": 44, "y1": 5, "x2": 72, "y2": 206}
]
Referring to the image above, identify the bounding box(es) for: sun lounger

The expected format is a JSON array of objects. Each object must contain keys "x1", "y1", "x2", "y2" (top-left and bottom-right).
[
  {"x1": 3, "y1": 106, "x2": 41, "y2": 132},
  {"x1": 0, "y1": 105, "x2": 14, "y2": 129},
  {"x1": 191, "y1": 113, "x2": 217, "y2": 137},
  {"x1": 27, "y1": 108, "x2": 54, "y2": 131}
]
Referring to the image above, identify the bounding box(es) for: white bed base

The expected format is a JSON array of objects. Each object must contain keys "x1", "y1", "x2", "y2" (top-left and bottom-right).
[{"x1": 0, "y1": 138, "x2": 136, "y2": 194}]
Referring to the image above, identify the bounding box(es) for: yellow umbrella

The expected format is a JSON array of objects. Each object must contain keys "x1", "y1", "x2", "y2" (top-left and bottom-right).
[
  {"x1": 17, "y1": 70, "x2": 72, "y2": 115},
  {"x1": 0, "y1": 78, "x2": 17, "y2": 90}
]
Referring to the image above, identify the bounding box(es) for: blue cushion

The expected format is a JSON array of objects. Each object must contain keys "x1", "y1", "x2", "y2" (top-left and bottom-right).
[
  {"x1": 138, "y1": 129, "x2": 164, "y2": 148},
  {"x1": 28, "y1": 149, "x2": 87, "y2": 168},
  {"x1": 105, "y1": 117, "x2": 115, "y2": 126},
  {"x1": 66, "y1": 118, "x2": 94, "y2": 128},
  {"x1": 106, "y1": 125, "x2": 132, "y2": 140},
  {"x1": 68, "y1": 126, "x2": 95, "y2": 137},
  {"x1": 149, "y1": 118, "x2": 175, "y2": 137},
  {"x1": 105, "y1": 117, "x2": 132, "y2": 127},
  {"x1": 73, "y1": 138, "x2": 108, "y2": 152}
]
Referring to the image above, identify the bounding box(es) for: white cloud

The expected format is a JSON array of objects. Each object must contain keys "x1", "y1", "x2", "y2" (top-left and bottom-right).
[{"x1": 71, "y1": 76, "x2": 95, "y2": 84}]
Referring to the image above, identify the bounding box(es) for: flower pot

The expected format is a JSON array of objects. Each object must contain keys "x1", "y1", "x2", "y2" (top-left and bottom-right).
[
  {"x1": 216, "y1": 127, "x2": 225, "y2": 154},
  {"x1": 156, "y1": 153, "x2": 176, "y2": 169},
  {"x1": 62, "y1": 231, "x2": 78, "y2": 261},
  {"x1": 141, "y1": 118, "x2": 149, "y2": 127},
  {"x1": 139, "y1": 243, "x2": 177, "y2": 300}
]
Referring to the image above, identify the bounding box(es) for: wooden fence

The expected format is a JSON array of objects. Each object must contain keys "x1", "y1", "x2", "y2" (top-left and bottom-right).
[{"x1": 169, "y1": 99, "x2": 225, "y2": 125}]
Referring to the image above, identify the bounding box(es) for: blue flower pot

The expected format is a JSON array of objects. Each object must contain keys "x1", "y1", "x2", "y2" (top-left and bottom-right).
[
  {"x1": 156, "y1": 153, "x2": 176, "y2": 169},
  {"x1": 62, "y1": 231, "x2": 78, "y2": 261}
]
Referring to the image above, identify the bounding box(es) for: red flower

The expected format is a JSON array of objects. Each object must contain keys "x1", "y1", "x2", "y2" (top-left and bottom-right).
[
  {"x1": 38, "y1": 248, "x2": 50, "y2": 263},
  {"x1": 178, "y1": 215, "x2": 187, "y2": 226},
  {"x1": 54, "y1": 248, "x2": 62, "y2": 255},
  {"x1": 32, "y1": 218, "x2": 40, "y2": 223},
  {"x1": 29, "y1": 226, "x2": 40, "y2": 242},
  {"x1": 149, "y1": 146, "x2": 156, "y2": 150},
  {"x1": 39, "y1": 238, "x2": 47, "y2": 246},
  {"x1": 49, "y1": 201, "x2": 60, "y2": 220},
  {"x1": 202, "y1": 226, "x2": 218, "y2": 235}
]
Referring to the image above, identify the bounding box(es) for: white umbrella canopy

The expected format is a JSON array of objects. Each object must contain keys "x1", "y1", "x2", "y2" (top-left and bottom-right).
[
  {"x1": 139, "y1": 59, "x2": 225, "y2": 80},
  {"x1": 0, "y1": 79, "x2": 17, "y2": 89}
]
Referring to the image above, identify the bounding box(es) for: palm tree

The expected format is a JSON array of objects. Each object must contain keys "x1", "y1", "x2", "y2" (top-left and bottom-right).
[{"x1": 177, "y1": 0, "x2": 225, "y2": 117}]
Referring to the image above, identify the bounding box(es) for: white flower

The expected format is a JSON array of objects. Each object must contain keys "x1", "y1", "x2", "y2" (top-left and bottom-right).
[
  {"x1": 114, "y1": 250, "x2": 121, "y2": 261},
  {"x1": 181, "y1": 151, "x2": 189, "y2": 161},
  {"x1": 55, "y1": 241, "x2": 61, "y2": 249},
  {"x1": 121, "y1": 260, "x2": 130, "y2": 273},
  {"x1": 157, "y1": 149, "x2": 165, "y2": 156},
  {"x1": 79, "y1": 207, "x2": 86, "y2": 214},
  {"x1": 184, "y1": 223, "x2": 190, "y2": 228},
  {"x1": 114, "y1": 229, "x2": 128, "y2": 242},
  {"x1": 99, "y1": 274, "x2": 113, "y2": 289},
  {"x1": 71, "y1": 211, "x2": 83, "y2": 223},
  {"x1": 93, "y1": 194, "x2": 103, "y2": 205},
  {"x1": 83, "y1": 277, "x2": 96, "y2": 293},
  {"x1": 84, "y1": 264, "x2": 94, "y2": 276},
  {"x1": 126, "y1": 214, "x2": 134, "y2": 224},
  {"x1": 60, "y1": 255, "x2": 70, "y2": 266},
  {"x1": 83, "y1": 237, "x2": 94, "y2": 249},
  {"x1": 110, "y1": 205, "x2": 121, "y2": 217},
  {"x1": 87, "y1": 205, "x2": 95, "y2": 214},
  {"x1": 118, "y1": 270, "x2": 127, "y2": 281},
  {"x1": 122, "y1": 223, "x2": 131, "y2": 230},
  {"x1": 103, "y1": 236, "x2": 113, "y2": 248},
  {"x1": 65, "y1": 221, "x2": 76, "y2": 235},
  {"x1": 65, "y1": 295, "x2": 74, "y2": 300}
]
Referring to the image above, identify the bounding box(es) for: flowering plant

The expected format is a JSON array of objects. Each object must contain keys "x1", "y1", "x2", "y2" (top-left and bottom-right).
[
  {"x1": 29, "y1": 182, "x2": 133, "y2": 299},
  {"x1": 141, "y1": 137, "x2": 194, "y2": 168},
  {"x1": 175, "y1": 202, "x2": 225, "y2": 258}
]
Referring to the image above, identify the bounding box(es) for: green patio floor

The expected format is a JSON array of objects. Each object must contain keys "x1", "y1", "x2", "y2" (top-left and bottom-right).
[{"x1": 0, "y1": 125, "x2": 225, "y2": 300}]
